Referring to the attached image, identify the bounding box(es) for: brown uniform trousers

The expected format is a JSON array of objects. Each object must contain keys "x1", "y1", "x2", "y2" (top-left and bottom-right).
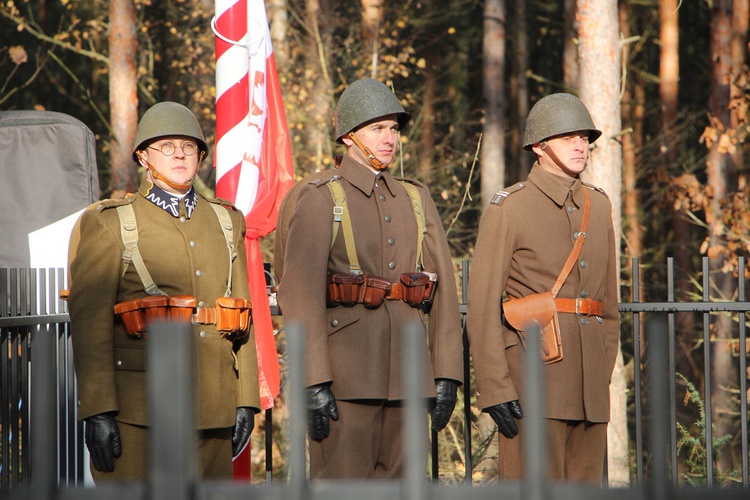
[
  {"x1": 69, "y1": 178, "x2": 260, "y2": 480},
  {"x1": 467, "y1": 165, "x2": 619, "y2": 482},
  {"x1": 277, "y1": 156, "x2": 463, "y2": 478}
]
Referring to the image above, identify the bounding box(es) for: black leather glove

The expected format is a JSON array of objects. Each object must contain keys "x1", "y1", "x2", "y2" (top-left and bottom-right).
[
  {"x1": 84, "y1": 412, "x2": 122, "y2": 472},
  {"x1": 431, "y1": 379, "x2": 458, "y2": 431},
  {"x1": 231, "y1": 407, "x2": 255, "y2": 458},
  {"x1": 486, "y1": 400, "x2": 523, "y2": 438},
  {"x1": 307, "y1": 384, "x2": 338, "y2": 442}
]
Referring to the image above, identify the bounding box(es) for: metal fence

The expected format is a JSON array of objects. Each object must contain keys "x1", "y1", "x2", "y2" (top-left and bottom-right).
[{"x1": 2, "y1": 259, "x2": 750, "y2": 499}]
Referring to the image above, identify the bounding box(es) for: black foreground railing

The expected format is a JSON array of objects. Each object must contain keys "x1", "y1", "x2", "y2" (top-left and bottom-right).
[{"x1": 2, "y1": 258, "x2": 750, "y2": 498}]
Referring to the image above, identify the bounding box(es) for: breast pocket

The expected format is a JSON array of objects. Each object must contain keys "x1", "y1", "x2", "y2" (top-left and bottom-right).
[{"x1": 326, "y1": 306, "x2": 361, "y2": 336}]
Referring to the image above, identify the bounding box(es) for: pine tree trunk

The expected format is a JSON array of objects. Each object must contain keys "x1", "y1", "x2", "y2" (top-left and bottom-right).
[
  {"x1": 481, "y1": 0, "x2": 506, "y2": 206},
  {"x1": 707, "y1": 0, "x2": 736, "y2": 478},
  {"x1": 109, "y1": 0, "x2": 138, "y2": 198}
]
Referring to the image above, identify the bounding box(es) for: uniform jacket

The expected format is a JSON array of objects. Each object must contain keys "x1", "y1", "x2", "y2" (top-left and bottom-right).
[
  {"x1": 69, "y1": 178, "x2": 260, "y2": 429},
  {"x1": 467, "y1": 164, "x2": 619, "y2": 423},
  {"x1": 277, "y1": 156, "x2": 463, "y2": 400}
]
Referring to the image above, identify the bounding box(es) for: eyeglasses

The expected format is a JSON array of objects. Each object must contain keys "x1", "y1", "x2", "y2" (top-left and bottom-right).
[{"x1": 147, "y1": 141, "x2": 199, "y2": 156}]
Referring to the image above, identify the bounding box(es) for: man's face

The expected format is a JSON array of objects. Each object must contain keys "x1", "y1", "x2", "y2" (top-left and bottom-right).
[
  {"x1": 140, "y1": 136, "x2": 201, "y2": 193},
  {"x1": 532, "y1": 130, "x2": 590, "y2": 178},
  {"x1": 344, "y1": 114, "x2": 400, "y2": 169}
]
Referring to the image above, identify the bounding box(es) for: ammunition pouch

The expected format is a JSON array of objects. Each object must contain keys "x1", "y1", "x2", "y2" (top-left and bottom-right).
[
  {"x1": 114, "y1": 295, "x2": 252, "y2": 340},
  {"x1": 399, "y1": 272, "x2": 437, "y2": 306},
  {"x1": 214, "y1": 297, "x2": 252, "y2": 339},
  {"x1": 325, "y1": 271, "x2": 437, "y2": 309},
  {"x1": 326, "y1": 273, "x2": 365, "y2": 307},
  {"x1": 114, "y1": 298, "x2": 147, "y2": 338}
]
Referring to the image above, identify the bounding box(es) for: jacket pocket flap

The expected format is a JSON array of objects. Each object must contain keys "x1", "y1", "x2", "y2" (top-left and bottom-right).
[{"x1": 326, "y1": 306, "x2": 360, "y2": 335}]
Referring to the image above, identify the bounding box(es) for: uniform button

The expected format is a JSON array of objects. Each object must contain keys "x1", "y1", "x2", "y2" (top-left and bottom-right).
[
  {"x1": 330, "y1": 319, "x2": 339, "y2": 327},
  {"x1": 180, "y1": 216, "x2": 187, "y2": 223},
  {"x1": 198, "y1": 301, "x2": 206, "y2": 308},
  {"x1": 196, "y1": 270, "x2": 203, "y2": 276},
  {"x1": 388, "y1": 238, "x2": 395, "y2": 246},
  {"x1": 580, "y1": 318, "x2": 587, "y2": 325},
  {"x1": 388, "y1": 261, "x2": 396, "y2": 270},
  {"x1": 567, "y1": 206, "x2": 574, "y2": 213},
  {"x1": 190, "y1": 241, "x2": 197, "y2": 247},
  {"x1": 379, "y1": 194, "x2": 386, "y2": 201},
  {"x1": 200, "y1": 331, "x2": 207, "y2": 338},
  {"x1": 116, "y1": 359, "x2": 123, "y2": 367},
  {"x1": 385, "y1": 215, "x2": 391, "y2": 222},
  {"x1": 580, "y1": 260, "x2": 587, "y2": 268},
  {"x1": 580, "y1": 290, "x2": 588, "y2": 298}
]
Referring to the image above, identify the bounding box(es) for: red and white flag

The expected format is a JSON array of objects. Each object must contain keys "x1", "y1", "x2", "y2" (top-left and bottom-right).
[{"x1": 214, "y1": 0, "x2": 294, "y2": 412}]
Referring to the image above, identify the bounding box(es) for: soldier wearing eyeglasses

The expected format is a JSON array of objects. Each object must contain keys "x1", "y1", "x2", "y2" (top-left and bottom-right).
[{"x1": 68, "y1": 101, "x2": 260, "y2": 481}]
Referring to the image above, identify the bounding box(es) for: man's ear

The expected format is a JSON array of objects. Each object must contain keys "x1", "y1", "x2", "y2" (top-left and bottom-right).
[
  {"x1": 341, "y1": 133, "x2": 354, "y2": 148},
  {"x1": 530, "y1": 143, "x2": 544, "y2": 157},
  {"x1": 136, "y1": 150, "x2": 148, "y2": 168}
]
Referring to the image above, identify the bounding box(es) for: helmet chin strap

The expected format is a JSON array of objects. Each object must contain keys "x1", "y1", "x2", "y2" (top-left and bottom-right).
[
  {"x1": 138, "y1": 151, "x2": 205, "y2": 191},
  {"x1": 540, "y1": 141, "x2": 584, "y2": 177},
  {"x1": 347, "y1": 132, "x2": 389, "y2": 171}
]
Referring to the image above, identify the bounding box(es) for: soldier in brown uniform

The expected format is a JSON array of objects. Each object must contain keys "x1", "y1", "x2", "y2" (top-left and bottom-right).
[
  {"x1": 276, "y1": 78, "x2": 464, "y2": 479},
  {"x1": 467, "y1": 94, "x2": 619, "y2": 482},
  {"x1": 68, "y1": 102, "x2": 260, "y2": 481}
]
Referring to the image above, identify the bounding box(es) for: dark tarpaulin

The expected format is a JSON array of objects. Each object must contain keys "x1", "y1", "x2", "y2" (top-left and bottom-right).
[{"x1": 0, "y1": 110, "x2": 100, "y2": 268}]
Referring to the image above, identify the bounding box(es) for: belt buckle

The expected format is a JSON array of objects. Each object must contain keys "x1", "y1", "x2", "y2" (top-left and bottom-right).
[{"x1": 575, "y1": 298, "x2": 591, "y2": 316}]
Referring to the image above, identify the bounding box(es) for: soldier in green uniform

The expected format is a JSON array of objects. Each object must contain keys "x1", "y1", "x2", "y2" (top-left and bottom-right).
[
  {"x1": 276, "y1": 78, "x2": 464, "y2": 479},
  {"x1": 468, "y1": 94, "x2": 620, "y2": 482},
  {"x1": 68, "y1": 101, "x2": 260, "y2": 481}
]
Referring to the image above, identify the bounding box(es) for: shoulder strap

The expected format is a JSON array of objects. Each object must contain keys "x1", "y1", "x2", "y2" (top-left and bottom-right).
[
  {"x1": 399, "y1": 181, "x2": 426, "y2": 272},
  {"x1": 209, "y1": 202, "x2": 236, "y2": 297},
  {"x1": 326, "y1": 178, "x2": 361, "y2": 275},
  {"x1": 550, "y1": 188, "x2": 590, "y2": 298},
  {"x1": 116, "y1": 204, "x2": 166, "y2": 296}
]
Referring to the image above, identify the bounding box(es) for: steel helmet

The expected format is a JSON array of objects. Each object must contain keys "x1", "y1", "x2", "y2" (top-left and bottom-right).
[
  {"x1": 132, "y1": 101, "x2": 208, "y2": 161},
  {"x1": 522, "y1": 93, "x2": 601, "y2": 150},
  {"x1": 334, "y1": 78, "x2": 411, "y2": 143}
]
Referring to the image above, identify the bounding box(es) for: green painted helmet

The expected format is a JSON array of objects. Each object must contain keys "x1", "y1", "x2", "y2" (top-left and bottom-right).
[
  {"x1": 334, "y1": 78, "x2": 411, "y2": 143},
  {"x1": 522, "y1": 93, "x2": 601, "y2": 150},
  {"x1": 132, "y1": 101, "x2": 208, "y2": 161}
]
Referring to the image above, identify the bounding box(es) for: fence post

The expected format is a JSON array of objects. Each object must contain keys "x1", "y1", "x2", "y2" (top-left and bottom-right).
[{"x1": 148, "y1": 321, "x2": 195, "y2": 500}]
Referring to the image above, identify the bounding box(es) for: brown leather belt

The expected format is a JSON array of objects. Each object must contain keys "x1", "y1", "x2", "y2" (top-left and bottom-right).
[
  {"x1": 385, "y1": 282, "x2": 405, "y2": 301},
  {"x1": 554, "y1": 297, "x2": 603, "y2": 317},
  {"x1": 191, "y1": 307, "x2": 217, "y2": 325}
]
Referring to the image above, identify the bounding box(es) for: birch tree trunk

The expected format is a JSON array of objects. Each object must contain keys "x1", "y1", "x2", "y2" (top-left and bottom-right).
[
  {"x1": 577, "y1": 0, "x2": 627, "y2": 486},
  {"x1": 481, "y1": 0, "x2": 506, "y2": 206},
  {"x1": 109, "y1": 0, "x2": 138, "y2": 198}
]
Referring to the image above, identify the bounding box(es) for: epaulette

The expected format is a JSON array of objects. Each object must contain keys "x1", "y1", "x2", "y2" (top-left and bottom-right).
[
  {"x1": 490, "y1": 182, "x2": 526, "y2": 206},
  {"x1": 394, "y1": 176, "x2": 425, "y2": 189},
  {"x1": 307, "y1": 169, "x2": 339, "y2": 188},
  {"x1": 582, "y1": 182, "x2": 609, "y2": 199},
  {"x1": 95, "y1": 194, "x2": 136, "y2": 212},
  {"x1": 205, "y1": 196, "x2": 240, "y2": 211}
]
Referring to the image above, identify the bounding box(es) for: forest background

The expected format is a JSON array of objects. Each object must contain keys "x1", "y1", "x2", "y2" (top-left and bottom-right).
[{"x1": 2, "y1": 0, "x2": 750, "y2": 488}]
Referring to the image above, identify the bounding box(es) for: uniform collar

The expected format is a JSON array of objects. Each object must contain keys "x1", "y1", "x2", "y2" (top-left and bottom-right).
[
  {"x1": 139, "y1": 178, "x2": 198, "y2": 219},
  {"x1": 338, "y1": 155, "x2": 398, "y2": 197},
  {"x1": 527, "y1": 162, "x2": 583, "y2": 208}
]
